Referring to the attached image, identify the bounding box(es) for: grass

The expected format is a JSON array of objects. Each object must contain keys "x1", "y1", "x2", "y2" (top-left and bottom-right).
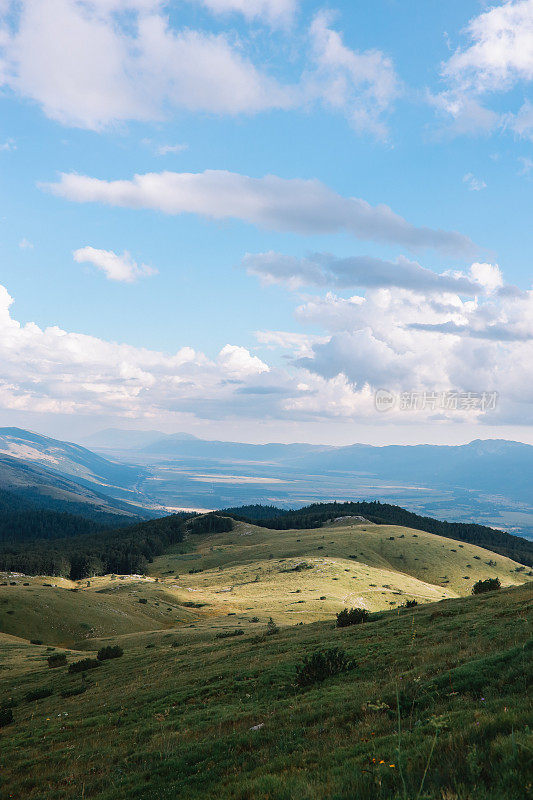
[
  {"x1": 0, "y1": 584, "x2": 531, "y2": 799},
  {"x1": 0, "y1": 519, "x2": 531, "y2": 798}
]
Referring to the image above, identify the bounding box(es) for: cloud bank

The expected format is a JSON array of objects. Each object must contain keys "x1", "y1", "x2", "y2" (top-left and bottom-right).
[{"x1": 45, "y1": 169, "x2": 477, "y2": 256}]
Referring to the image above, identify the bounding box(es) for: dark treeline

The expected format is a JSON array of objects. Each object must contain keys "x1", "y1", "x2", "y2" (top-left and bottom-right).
[
  {"x1": 222, "y1": 504, "x2": 290, "y2": 521},
  {"x1": 0, "y1": 512, "x2": 233, "y2": 579},
  {"x1": 0, "y1": 514, "x2": 190, "y2": 578},
  {"x1": 224, "y1": 501, "x2": 533, "y2": 567},
  {"x1": 0, "y1": 488, "x2": 141, "y2": 543}
]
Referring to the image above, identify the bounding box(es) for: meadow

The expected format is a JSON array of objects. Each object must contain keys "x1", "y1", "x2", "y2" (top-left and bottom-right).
[{"x1": 0, "y1": 518, "x2": 531, "y2": 799}]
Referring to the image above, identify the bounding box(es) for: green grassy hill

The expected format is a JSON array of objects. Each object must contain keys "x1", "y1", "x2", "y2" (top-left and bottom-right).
[
  {"x1": 0, "y1": 584, "x2": 531, "y2": 800},
  {"x1": 0, "y1": 518, "x2": 531, "y2": 799},
  {"x1": 0, "y1": 518, "x2": 530, "y2": 646},
  {"x1": 147, "y1": 518, "x2": 531, "y2": 623}
]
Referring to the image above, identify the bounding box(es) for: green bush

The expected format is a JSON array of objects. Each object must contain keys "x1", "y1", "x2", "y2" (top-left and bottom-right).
[
  {"x1": 295, "y1": 648, "x2": 354, "y2": 687},
  {"x1": 68, "y1": 658, "x2": 101, "y2": 674},
  {"x1": 403, "y1": 599, "x2": 418, "y2": 608},
  {"x1": 97, "y1": 645, "x2": 123, "y2": 661},
  {"x1": 472, "y1": 577, "x2": 501, "y2": 595},
  {"x1": 25, "y1": 687, "x2": 53, "y2": 702},
  {"x1": 0, "y1": 707, "x2": 13, "y2": 727},
  {"x1": 266, "y1": 617, "x2": 279, "y2": 635},
  {"x1": 336, "y1": 607, "x2": 369, "y2": 627},
  {"x1": 30, "y1": 639, "x2": 43, "y2": 645},
  {"x1": 215, "y1": 629, "x2": 244, "y2": 639},
  {"x1": 47, "y1": 653, "x2": 67, "y2": 668}
]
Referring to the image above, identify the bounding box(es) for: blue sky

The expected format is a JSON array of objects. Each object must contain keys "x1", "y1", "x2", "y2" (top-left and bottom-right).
[{"x1": 0, "y1": 0, "x2": 532, "y2": 444}]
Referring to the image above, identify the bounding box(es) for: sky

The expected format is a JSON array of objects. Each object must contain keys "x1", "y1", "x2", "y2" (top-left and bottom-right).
[{"x1": 0, "y1": 0, "x2": 533, "y2": 446}]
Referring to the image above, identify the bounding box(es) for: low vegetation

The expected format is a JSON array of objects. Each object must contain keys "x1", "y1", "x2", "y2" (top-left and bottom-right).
[
  {"x1": 472, "y1": 577, "x2": 501, "y2": 594},
  {"x1": 336, "y1": 607, "x2": 369, "y2": 627},
  {"x1": 294, "y1": 646, "x2": 354, "y2": 687},
  {"x1": 97, "y1": 645, "x2": 123, "y2": 661}
]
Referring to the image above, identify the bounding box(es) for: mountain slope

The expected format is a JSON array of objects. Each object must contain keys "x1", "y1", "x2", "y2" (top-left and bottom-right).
[
  {"x1": 0, "y1": 427, "x2": 145, "y2": 488},
  {"x1": 0, "y1": 456, "x2": 147, "y2": 522}
]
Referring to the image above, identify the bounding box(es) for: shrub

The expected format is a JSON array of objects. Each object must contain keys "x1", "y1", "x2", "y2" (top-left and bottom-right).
[
  {"x1": 295, "y1": 648, "x2": 354, "y2": 687},
  {"x1": 0, "y1": 707, "x2": 13, "y2": 727},
  {"x1": 472, "y1": 577, "x2": 501, "y2": 595},
  {"x1": 25, "y1": 687, "x2": 53, "y2": 702},
  {"x1": 215, "y1": 629, "x2": 244, "y2": 639},
  {"x1": 30, "y1": 639, "x2": 43, "y2": 645},
  {"x1": 47, "y1": 653, "x2": 67, "y2": 668},
  {"x1": 138, "y1": 598, "x2": 148, "y2": 604},
  {"x1": 336, "y1": 607, "x2": 369, "y2": 627},
  {"x1": 68, "y1": 658, "x2": 101, "y2": 674},
  {"x1": 266, "y1": 617, "x2": 279, "y2": 635},
  {"x1": 403, "y1": 599, "x2": 418, "y2": 608},
  {"x1": 97, "y1": 645, "x2": 123, "y2": 661}
]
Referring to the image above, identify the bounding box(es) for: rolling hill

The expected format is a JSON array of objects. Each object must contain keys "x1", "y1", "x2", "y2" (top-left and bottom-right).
[
  {"x1": 1, "y1": 515, "x2": 530, "y2": 646},
  {"x1": 0, "y1": 579, "x2": 530, "y2": 800}
]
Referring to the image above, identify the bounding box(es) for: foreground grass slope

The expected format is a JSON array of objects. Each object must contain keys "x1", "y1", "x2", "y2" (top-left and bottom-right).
[{"x1": 0, "y1": 584, "x2": 531, "y2": 800}]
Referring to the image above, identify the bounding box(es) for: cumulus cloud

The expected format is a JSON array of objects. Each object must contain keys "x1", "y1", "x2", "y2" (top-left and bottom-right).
[
  {"x1": 0, "y1": 282, "x2": 270, "y2": 419},
  {"x1": 0, "y1": 271, "x2": 531, "y2": 425},
  {"x1": 45, "y1": 169, "x2": 477, "y2": 256},
  {"x1": 442, "y1": 0, "x2": 533, "y2": 94},
  {"x1": 0, "y1": 0, "x2": 397, "y2": 135},
  {"x1": 73, "y1": 246, "x2": 157, "y2": 283},
  {"x1": 435, "y1": 1, "x2": 533, "y2": 136},
  {"x1": 242, "y1": 251, "x2": 483, "y2": 293},
  {"x1": 289, "y1": 268, "x2": 533, "y2": 422},
  {"x1": 0, "y1": 0, "x2": 295, "y2": 129}
]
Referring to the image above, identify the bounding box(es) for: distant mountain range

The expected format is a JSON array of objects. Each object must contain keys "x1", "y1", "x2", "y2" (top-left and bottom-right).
[{"x1": 2, "y1": 426, "x2": 533, "y2": 539}]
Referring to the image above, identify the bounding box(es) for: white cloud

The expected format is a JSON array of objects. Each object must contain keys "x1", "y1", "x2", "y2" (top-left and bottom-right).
[
  {"x1": 45, "y1": 169, "x2": 477, "y2": 256},
  {"x1": 435, "y1": 1, "x2": 533, "y2": 137},
  {"x1": 73, "y1": 246, "x2": 157, "y2": 283},
  {"x1": 307, "y1": 11, "x2": 401, "y2": 138},
  {"x1": 218, "y1": 344, "x2": 269, "y2": 378},
  {"x1": 463, "y1": 172, "x2": 487, "y2": 191},
  {"x1": 193, "y1": 0, "x2": 298, "y2": 27},
  {"x1": 0, "y1": 0, "x2": 295, "y2": 129},
  {"x1": 243, "y1": 251, "x2": 483, "y2": 293},
  {"x1": 18, "y1": 238, "x2": 33, "y2": 249},
  {"x1": 0, "y1": 138, "x2": 15, "y2": 151},
  {"x1": 0, "y1": 282, "x2": 270, "y2": 419},
  {"x1": 443, "y1": 0, "x2": 533, "y2": 93},
  {"x1": 0, "y1": 271, "x2": 531, "y2": 425},
  {"x1": 255, "y1": 330, "x2": 329, "y2": 357},
  {"x1": 0, "y1": 1, "x2": 398, "y2": 138}
]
